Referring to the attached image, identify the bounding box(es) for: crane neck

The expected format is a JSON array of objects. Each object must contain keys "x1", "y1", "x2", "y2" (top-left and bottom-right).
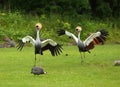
[
  {"x1": 77, "y1": 31, "x2": 83, "y2": 45},
  {"x1": 36, "y1": 30, "x2": 40, "y2": 40},
  {"x1": 78, "y1": 31, "x2": 81, "y2": 41}
]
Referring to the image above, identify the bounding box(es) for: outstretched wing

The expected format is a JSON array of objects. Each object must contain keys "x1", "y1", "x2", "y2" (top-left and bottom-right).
[
  {"x1": 84, "y1": 29, "x2": 109, "y2": 50},
  {"x1": 57, "y1": 29, "x2": 78, "y2": 43},
  {"x1": 17, "y1": 36, "x2": 35, "y2": 51},
  {"x1": 41, "y1": 39, "x2": 63, "y2": 56}
]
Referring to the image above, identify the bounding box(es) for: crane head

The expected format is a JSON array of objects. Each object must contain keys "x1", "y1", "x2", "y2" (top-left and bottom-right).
[
  {"x1": 76, "y1": 26, "x2": 82, "y2": 32},
  {"x1": 35, "y1": 23, "x2": 42, "y2": 30}
]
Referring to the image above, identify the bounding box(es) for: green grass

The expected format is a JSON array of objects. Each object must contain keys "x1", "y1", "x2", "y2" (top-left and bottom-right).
[{"x1": 0, "y1": 44, "x2": 120, "y2": 87}]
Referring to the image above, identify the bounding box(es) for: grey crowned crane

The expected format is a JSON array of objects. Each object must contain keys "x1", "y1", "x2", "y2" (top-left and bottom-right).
[
  {"x1": 57, "y1": 26, "x2": 109, "y2": 63},
  {"x1": 17, "y1": 23, "x2": 63, "y2": 65}
]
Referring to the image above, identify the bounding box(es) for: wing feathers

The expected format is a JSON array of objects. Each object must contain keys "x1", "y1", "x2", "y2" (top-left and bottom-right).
[
  {"x1": 17, "y1": 36, "x2": 63, "y2": 56},
  {"x1": 41, "y1": 39, "x2": 63, "y2": 56},
  {"x1": 17, "y1": 41, "x2": 25, "y2": 51},
  {"x1": 93, "y1": 38, "x2": 99, "y2": 44},
  {"x1": 41, "y1": 44, "x2": 63, "y2": 56},
  {"x1": 94, "y1": 29, "x2": 108, "y2": 45},
  {"x1": 84, "y1": 29, "x2": 108, "y2": 51},
  {"x1": 85, "y1": 42, "x2": 94, "y2": 51},
  {"x1": 57, "y1": 29, "x2": 78, "y2": 43},
  {"x1": 17, "y1": 36, "x2": 35, "y2": 51},
  {"x1": 57, "y1": 29, "x2": 65, "y2": 36}
]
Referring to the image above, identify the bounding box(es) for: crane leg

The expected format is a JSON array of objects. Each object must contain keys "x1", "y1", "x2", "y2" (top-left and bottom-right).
[
  {"x1": 80, "y1": 52, "x2": 86, "y2": 64},
  {"x1": 83, "y1": 52, "x2": 85, "y2": 59},
  {"x1": 34, "y1": 55, "x2": 36, "y2": 66},
  {"x1": 38, "y1": 56, "x2": 41, "y2": 65},
  {"x1": 39, "y1": 56, "x2": 40, "y2": 62},
  {"x1": 80, "y1": 52, "x2": 84, "y2": 64}
]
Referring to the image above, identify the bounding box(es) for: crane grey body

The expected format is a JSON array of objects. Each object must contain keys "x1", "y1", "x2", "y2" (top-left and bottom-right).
[
  {"x1": 34, "y1": 28, "x2": 42, "y2": 63},
  {"x1": 78, "y1": 41, "x2": 87, "y2": 52},
  {"x1": 77, "y1": 32, "x2": 87, "y2": 52},
  {"x1": 35, "y1": 29, "x2": 42, "y2": 54}
]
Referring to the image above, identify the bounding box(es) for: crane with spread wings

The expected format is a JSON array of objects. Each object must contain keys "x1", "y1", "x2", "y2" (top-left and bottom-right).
[
  {"x1": 17, "y1": 23, "x2": 63, "y2": 66},
  {"x1": 57, "y1": 26, "x2": 108, "y2": 63}
]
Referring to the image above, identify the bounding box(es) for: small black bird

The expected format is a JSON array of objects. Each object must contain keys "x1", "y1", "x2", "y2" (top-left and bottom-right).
[{"x1": 31, "y1": 66, "x2": 47, "y2": 75}]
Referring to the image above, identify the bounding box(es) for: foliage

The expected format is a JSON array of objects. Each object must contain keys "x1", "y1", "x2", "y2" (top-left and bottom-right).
[
  {"x1": 0, "y1": 12, "x2": 38, "y2": 40},
  {"x1": 0, "y1": 0, "x2": 120, "y2": 18},
  {"x1": 0, "y1": 45, "x2": 120, "y2": 87},
  {"x1": 0, "y1": 11, "x2": 120, "y2": 43},
  {"x1": 0, "y1": 0, "x2": 120, "y2": 44}
]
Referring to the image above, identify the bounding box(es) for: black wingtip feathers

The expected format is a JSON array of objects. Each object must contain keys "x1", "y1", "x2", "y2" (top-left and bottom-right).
[
  {"x1": 99, "y1": 29, "x2": 109, "y2": 36},
  {"x1": 16, "y1": 40, "x2": 24, "y2": 51},
  {"x1": 57, "y1": 29, "x2": 65, "y2": 36}
]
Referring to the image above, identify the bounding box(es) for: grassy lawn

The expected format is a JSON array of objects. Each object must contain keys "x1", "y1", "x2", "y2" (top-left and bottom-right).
[{"x1": 0, "y1": 44, "x2": 120, "y2": 87}]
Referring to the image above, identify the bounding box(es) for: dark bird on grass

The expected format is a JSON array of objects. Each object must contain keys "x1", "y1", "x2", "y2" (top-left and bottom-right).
[
  {"x1": 17, "y1": 23, "x2": 63, "y2": 65},
  {"x1": 31, "y1": 66, "x2": 47, "y2": 75},
  {"x1": 57, "y1": 26, "x2": 109, "y2": 63}
]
